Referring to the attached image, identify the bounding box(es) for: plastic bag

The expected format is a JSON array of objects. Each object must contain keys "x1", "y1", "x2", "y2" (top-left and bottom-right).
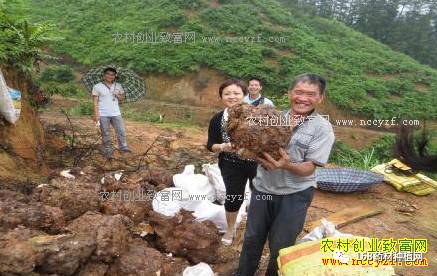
[
  {"x1": 152, "y1": 187, "x2": 187, "y2": 217},
  {"x1": 9, "y1": 88, "x2": 21, "y2": 118},
  {"x1": 300, "y1": 218, "x2": 352, "y2": 243},
  {"x1": 173, "y1": 165, "x2": 215, "y2": 202},
  {"x1": 193, "y1": 180, "x2": 250, "y2": 233},
  {"x1": 202, "y1": 163, "x2": 226, "y2": 204},
  {"x1": 193, "y1": 200, "x2": 227, "y2": 232},
  {"x1": 182, "y1": 262, "x2": 214, "y2": 276},
  {"x1": 0, "y1": 69, "x2": 19, "y2": 124}
]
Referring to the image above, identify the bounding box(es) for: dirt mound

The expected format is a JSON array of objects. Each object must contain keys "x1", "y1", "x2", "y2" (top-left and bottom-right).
[
  {"x1": 0, "y1": 162, "x2": 223, "y2": 275},
  {"x1": 66, "y1": 211, "x2": 131, "y2": 263},
  {"x1": 107, "y1": 239, "x2": 189, "y2": 275},
  {"x1": 77, "y1": 261, "x2": 109, "y2": 276},
  {"x1": 149, "y1": 209, "x2": 221, "y2": 264},
  {"x1": 0, "y1": 102, "x2": 228, "y2": 275},
  {"x1": 0, "y1": 227, "x2": 94, "y2": 275},
  {"x1": 0, "y1": 227, "x2": 45, "y2": 274},
  {"x1": 100, "y1": 171, "x2": 157, "y2": 223},
  {"x1": 32, "y1": 178, "x2": 101, "y2": 221},
  {"x1": 0, "y1": 197, "x2": 65, "y2": 234},
  {"x1": 227, "y1": 103, "x2": 292, "y2": 159},
  {"x1": 0, "y1": 68, "x2": 48, "y2": 184},
  {"x1": 100, "y1": 191, "x2": 152, "y2": 224},
  {"x1": 30, "y1": 233, "x2": 95, "y2": 275},
  {"x1": 0, "y1": 189, "x2": 30, "y2": 203}
]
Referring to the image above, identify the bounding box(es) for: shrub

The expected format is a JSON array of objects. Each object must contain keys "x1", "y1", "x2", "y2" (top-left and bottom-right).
[{"x1": 40, "y1": 65, "x2": 75, "y2": 83}]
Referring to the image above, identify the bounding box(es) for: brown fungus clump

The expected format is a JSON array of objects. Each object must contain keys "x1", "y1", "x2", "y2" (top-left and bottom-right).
[{"x1": 227, "y1": 103, "x2": 292, "y2": 160}]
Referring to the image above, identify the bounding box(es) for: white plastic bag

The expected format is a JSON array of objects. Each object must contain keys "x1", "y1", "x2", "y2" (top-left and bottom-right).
[
  {"x1": 193, "y1": 181, "x2": 250, "y2": 233},
  {"x1": 152, "y1": 187, "x2": 188, "y2": 217},
  {"x1": 193, "y1": 200, "x2": 227, "y2": 232},
  {"x1": 202, "y1": 163, "x2": 226, "y2": 204},
  {"x1": 182, "y1": 262, "x2": 214, "y2": 276},
  {"x1": 0, "y1": 69, "x2": 18, "y2": 124},
  {"x1": 300, "y1": 218, "x2": 353, "y2": 243},
  {"x1": 173, "y1": 165, "x2": 215, "y2": 202}
]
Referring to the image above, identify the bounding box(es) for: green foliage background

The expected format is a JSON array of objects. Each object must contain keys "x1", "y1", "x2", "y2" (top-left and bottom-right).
[{"x1": 6, "y1": 0, "x2": 437, "y2": 120}]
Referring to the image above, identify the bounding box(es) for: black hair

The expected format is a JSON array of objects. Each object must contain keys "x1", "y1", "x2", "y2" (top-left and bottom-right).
[
  {"x1": 289, "y1": 73, "x2": 327, "y2": 96},
  {"x1": 248, "y1": 77, "x2": 262, "y2": 86},
  {"x1": 219, "y1": 79, "x2": 248, "y2": 98},
  {"x1": 103, "y1": 67, "x2": 117, "y2": 75}
]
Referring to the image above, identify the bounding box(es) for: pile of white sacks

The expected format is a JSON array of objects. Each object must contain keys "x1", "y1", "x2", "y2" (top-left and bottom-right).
[{"x1": 152, "y1": 164, "x2": 251, "y2": 233}]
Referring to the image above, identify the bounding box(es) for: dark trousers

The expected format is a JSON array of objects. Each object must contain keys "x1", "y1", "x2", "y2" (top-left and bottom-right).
[
  {"x1": 218, "y1": 158, "x2": 257, "y2": 212},
  {"x1": 237, "y1": 187, "x2": 315, "y2": 276}
]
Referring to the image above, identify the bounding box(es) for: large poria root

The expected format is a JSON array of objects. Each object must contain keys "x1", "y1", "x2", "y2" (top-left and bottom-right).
[
  {"x1": 0, "y1": 167, "x2": 223, "y2": 276},
  {"x1": 227, "y1": 103, "x2": 292, "y2": 159},
  {"x1": 148, "y1": 209, "x2": 221, "y2": 264}
]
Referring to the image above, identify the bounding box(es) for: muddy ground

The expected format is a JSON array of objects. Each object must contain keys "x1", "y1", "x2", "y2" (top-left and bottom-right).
[{"x1": 1, "y1": 102, "x2": 436, "y2": 275}]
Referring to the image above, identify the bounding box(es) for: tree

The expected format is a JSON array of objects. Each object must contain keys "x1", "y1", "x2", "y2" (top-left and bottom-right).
[
  {"x1": 0, "y1": 1, "x2": 53, "y2": 184},
  {"x1": 281, "y1": 0, "x2": 437, "y2": 68},
  {"x1": 0, "y1": 1, "x2": 56, "y2": 73}
]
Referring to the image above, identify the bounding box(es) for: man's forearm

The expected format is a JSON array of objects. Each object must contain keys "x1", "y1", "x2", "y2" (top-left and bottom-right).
[
  {"x1": 94, "y1": 104, "x2": 99, "y2": 116},
  {"x1": 93, "y1": 97, "x2": 99, "y2": 117},
  {"x1": 116, "y1": 94, "x2": 125, "y2": 101},
  {"x1": 282, "y1": 161, "x2": 316, "y2": 176}
]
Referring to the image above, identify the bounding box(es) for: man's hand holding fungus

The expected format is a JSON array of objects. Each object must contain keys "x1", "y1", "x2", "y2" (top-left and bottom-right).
[{"x1": 257, "y1": 148, "x2": 292, "y2": 171}]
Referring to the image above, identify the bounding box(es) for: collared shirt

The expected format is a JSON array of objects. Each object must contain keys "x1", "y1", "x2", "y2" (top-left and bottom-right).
[
  {"x1": 253, "y1": 110, "x2": 335, "y2": 195},
  {"x1": 244, "y1": 94, "x2": 274, "y2": 107},
  {"x1": 92, "y1": 82, "x2": 125, "y2": 117}
]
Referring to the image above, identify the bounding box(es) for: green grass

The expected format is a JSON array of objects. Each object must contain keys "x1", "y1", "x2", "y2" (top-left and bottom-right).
[
  {"x1": 20, "y1": 0, "x2": 437, "y2": 120},
  {"x1": 40, "y1": 82, "x2": 88, "y2": 98},
  {"x1": 68, "y1": 101, "x2": 93, "y2": 117},
  {"x1": 329, "y1": 135, "x2": 396, "y2": 170},
  {"x1": 158, "y1": 121, "x2": 203, "y2": 131},
  {"x1": 330, "y1": 134, "x2": 437, "y2": 181},
  {"x1": 122, "y1": 105, "x2": 164, "y2": 123},
  {"x1": 39, "y1": 65, "x2": 75, "y2": 82}
]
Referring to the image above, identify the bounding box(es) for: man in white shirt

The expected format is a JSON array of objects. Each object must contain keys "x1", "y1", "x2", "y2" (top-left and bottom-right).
[
  {"x1": 92, "y1": 67, "x2": 131, "y2": 159},
  {"x1": 243, "y1": 78, "x2": 274, "y2": 107}
]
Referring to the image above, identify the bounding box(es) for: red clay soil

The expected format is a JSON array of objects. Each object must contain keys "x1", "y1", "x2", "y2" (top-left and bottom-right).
[{"x1": 1, "y1": 99, "x2": 436, "y2": 275}]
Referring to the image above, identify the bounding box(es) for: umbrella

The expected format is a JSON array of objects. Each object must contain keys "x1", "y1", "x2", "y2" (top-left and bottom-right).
[{"x1": 81, "y1": 65, "x2": 146, "y2": 103}]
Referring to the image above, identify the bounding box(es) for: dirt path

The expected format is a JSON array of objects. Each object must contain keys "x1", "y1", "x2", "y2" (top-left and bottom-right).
[{"x1": 39, "y1": 105, "x2": 436, "y2": 275}]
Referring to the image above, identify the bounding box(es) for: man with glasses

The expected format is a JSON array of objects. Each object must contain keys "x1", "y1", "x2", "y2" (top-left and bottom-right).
[
  {"x1": 92, "y1": 67, "x2": 131, "y2": 159},
  {"x1": 237, "y1": 73, "x2": 335, "y2": 276}
]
